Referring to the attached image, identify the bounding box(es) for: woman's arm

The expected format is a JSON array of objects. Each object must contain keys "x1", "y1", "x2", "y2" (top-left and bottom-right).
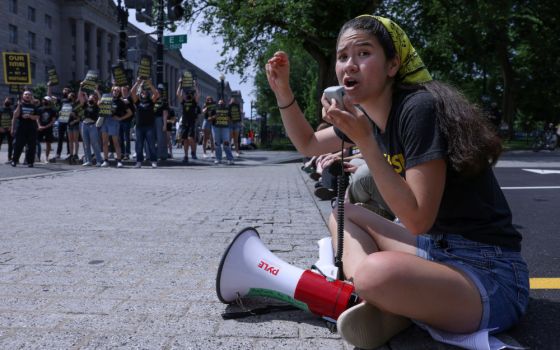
[
  {"x1": 130, "y1": 79, "x2": 141, "y2": 104},
  {"x1": 266, "y1": 51, "x2": 341, "y2": 156}
]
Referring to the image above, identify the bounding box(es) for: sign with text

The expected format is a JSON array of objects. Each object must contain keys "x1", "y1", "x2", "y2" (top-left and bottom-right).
[
  {"x1": 181, "y1": 70, "x2": 195, "y2": 94},
  {"x1": 98, "y1": 94, "x2": 114, "y2": 119},
  {"x1": 2, "y1": 52, "x2": 31, "y2": 85},
  {"x1": 8, "y1": 84, "x2": 26, "y2": 95},
  {"x1": 111, "y1": 64, "x2": 129, "y2": 87},
  {"x1": 47, "y1": 66, "x2": 59, "y2": 86},
  {"x1": 137, "y1": 55, "x2": 152, "y2": 79},
  {"x1": 58, "y1": 103, "x2": 72, "y2": 123},
  {"x1": 163, "y1": 34, "x2": 187, "y2": 45},
  {"x1": 82, "y1": 70, "x2": 99, "y2": 94}
]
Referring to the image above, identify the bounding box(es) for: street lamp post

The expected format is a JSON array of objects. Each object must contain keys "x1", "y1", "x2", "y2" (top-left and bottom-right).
[{"x1": 219, "y1": 74, "x2": 225, "y2": 100}]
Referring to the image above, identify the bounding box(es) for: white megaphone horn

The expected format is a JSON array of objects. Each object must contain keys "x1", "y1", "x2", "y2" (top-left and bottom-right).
[{"x1": 216, "y1": 227, "x2": 359, "y2": 321}]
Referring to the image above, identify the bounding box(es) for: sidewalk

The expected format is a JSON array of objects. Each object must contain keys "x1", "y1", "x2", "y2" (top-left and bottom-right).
[{"x1": 0, "y1": 150, "x2": 537, "y2": 349}]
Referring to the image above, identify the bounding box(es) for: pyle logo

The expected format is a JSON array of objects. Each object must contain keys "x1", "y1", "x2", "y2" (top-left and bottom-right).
[{"x1": 258, "y1": 260, "x2": 279, "y2": 276}]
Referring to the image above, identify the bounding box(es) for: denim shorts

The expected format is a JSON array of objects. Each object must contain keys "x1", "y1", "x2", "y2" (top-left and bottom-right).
[
  {"x1": 417, "y1": 233, "x2": 529, "y2": 333},
  {"x1": 230, "y1": 121, "x2": 241, "y2": 132},
  {"x1": 202, "y1": 119, "x2": 212, "y2": 130},
  {"x1": 100, "y1": 117, "x2": 120, "y2": 136}
]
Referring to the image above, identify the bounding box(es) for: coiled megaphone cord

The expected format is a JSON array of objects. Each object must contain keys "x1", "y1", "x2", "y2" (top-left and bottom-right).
[{"x1": 335, "y1": 139, "x2": 347, "y2": 280}]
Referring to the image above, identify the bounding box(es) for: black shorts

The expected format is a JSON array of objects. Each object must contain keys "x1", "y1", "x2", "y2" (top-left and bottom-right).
[
  {"x1": 37, "y1": 128, "x2": 54, "y2": 143},
  {"x1": 180, "y1": 123, "x2": 196, "y2": 139}
]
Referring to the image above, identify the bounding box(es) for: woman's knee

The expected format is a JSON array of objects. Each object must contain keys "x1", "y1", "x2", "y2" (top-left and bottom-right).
[{"x1": 353, "y1": 252, "x2": 404, "y2": 297}]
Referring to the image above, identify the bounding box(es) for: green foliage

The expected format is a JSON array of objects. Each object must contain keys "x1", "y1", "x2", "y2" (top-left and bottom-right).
[
  {"x1": 187, "y1": 0, "x2": 381, "y2": 122},
  {"x1": 32, "y1": 84, "x2": 47, "y2": 100},
  {"x1": 380, "y1": 0, "x2": 560, "y2": 134}
]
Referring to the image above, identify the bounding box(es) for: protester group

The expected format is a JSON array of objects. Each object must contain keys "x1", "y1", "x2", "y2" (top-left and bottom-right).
[{"x1": 0, "y1": 77, "x2": 244, "y2": 168}]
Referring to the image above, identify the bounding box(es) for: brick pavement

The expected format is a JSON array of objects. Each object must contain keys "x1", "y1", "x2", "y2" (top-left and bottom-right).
[{"x1": 0, "y1": 160, "x2": 356, "y2": 349}]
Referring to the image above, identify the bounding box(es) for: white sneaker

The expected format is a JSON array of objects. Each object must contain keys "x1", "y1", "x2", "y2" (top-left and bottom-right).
[
  {"x1": 117, "y1": 161, "x2": 123, "y2": 168},
  {"x1": 202, "y1": 153, "x2": 208, "y2": 158},
  {"x1": 235, "y1": 151, "x2": 240, "y2": 158},
  {"x1": 135, "y1": 162, "x2": 141, "y2": 168},
  {"x1": 227, "y1": 160, "x2": 235, "y2": 165},
  {"x1": 214, "y1": 160, "x2": 220, "y2": 164},
  {"x1": 95, "y1": 163, "x2": 101, "y2": 167},
  {"x1": 82, "y1": 162, "x2": 91, "y2": 167},
  {"x1": 101, "y1": 161, "x2": 109, "y2": 167},
  {"x1": 151, "y1": 162, "x2": 157, "y2": 168},
  {"x1": 336, "y1": 302, "x2": 410, "y2": 349}
]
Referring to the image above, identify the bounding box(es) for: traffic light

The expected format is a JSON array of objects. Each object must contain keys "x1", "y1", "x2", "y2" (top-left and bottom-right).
[
  {"x1": 135, "y1": 0, "x2": 153, "y2": 26},
  {"x1": 119, "y1": 30, "x2": 127, "y2": 60},
  {"x1": 167, "y1": 0, "x2": 185, "y2": 21}
]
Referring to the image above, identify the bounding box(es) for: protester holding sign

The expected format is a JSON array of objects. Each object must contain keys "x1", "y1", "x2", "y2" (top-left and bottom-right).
[
  {"x1": 130, "y1": 77, "x2": 160, "y2": 168},
  {"x1": 176, "y1": 82, "x2": 200, "y2": 163},
  {"x1": 81, "y1": 93, "x2": 102, "y2": 167},
  {"x1": 99, "y1": 86, "x2": 130, "y2": 168},
  {"x1": 10, "y1": 91, "x2": 39, "y2": 167},
  {"x1": 36, "y1": 96, "x2": 57, "y2": 163},
  {"x1": 212, "y1": 99, "x2": 234, "y2": 165},
  {"x1": 67, "y1": 89, "x2": 84, "y2": 164},
  {"x1": 47, "y1": 83, "x2": 72, "y2": 161},
  {"x1": 201, "y1": 96, "x2": 216, "y2": 158},
  {"x1": 0, "y1": 97, "x2": 14, "y2": 163},
  {"x1": 119, "y1": 85, "x2": 134, "y2": 161}
]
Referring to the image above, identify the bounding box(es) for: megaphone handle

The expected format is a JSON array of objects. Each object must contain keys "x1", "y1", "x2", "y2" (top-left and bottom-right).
[{"x1": 335, "y1": 138, "x2": 346, "y2": 279}]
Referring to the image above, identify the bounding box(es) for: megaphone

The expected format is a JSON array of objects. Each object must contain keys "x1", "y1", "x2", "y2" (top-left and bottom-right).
[{"x1": 216, "y1": 227, "x2": 359, "y2": 321}]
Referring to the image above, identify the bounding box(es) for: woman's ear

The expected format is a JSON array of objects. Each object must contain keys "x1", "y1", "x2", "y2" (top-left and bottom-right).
[{"x1": 387, "y1": 55, "x2": 401, "y2": 78}]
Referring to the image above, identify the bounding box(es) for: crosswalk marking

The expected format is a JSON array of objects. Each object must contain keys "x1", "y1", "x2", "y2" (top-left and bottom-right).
[{"x1": 530, "y1": 278, "x2": 560, "y2": 289}]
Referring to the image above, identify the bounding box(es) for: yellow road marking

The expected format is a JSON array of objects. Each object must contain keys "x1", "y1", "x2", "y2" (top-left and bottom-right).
[{"x1": 530, "y1": 278, "x2": 560, "y2": 289}]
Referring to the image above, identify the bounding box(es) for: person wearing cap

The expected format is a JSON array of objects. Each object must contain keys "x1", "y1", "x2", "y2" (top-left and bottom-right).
[
  {"x1": 266, "y1": 15, "x2": 527, "y2": 350},
  {"x1": 36, "y1": 96, "x2": 57, "y2": 163}
]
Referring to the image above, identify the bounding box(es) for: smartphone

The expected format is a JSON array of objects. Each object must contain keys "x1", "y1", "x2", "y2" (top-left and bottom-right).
[{"x1": 323, "y1": 86, "x2": 345, "y2": 110}]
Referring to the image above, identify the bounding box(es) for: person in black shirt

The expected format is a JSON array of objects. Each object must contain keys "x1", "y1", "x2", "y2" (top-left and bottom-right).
[
  {"x1": 119, "y1": 85, "x2": 134, "y2": 160},
  {"x1": 0, "y1": 98, "x2": 14, "y2": 163},
  {"x1": 130, "y1": 78, "x2": 159, "y2": 168},
  {"x1": 99, "y1": 86, "x2": 131, "y2": 168},
  {"x1": 47, "y1": 82, "x2": 72, "y2": 160},
  {"x1": 11, "y1": 91, "x2": 39, "y2": 167},
  {"x1": 176, "y1": 86, "x2": 201, "y2": 163},
  {"x1": 201, "y1": 96, "x2": 216, "y2": 157},
  {"x1": 266, "y1": 15, "x2": 528, "y2": 349},
  {"x1": 36, "y1": 96, "x2": 57, "y2": 163},
  {"x1": 80, "y1": 92, "x2": 103, "y2": 167}
]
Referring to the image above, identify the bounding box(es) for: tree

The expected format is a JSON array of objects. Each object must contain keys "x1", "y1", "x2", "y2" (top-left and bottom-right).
[
  {"x1": 381, "y1": 0, "x2": 560, "y2": 137},
  {"x1": 187, "y1": 0, "x2": 381, "y2": 122}
]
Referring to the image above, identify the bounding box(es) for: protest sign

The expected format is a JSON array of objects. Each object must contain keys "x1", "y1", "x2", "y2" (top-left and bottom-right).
[
  {"x1": 98, "y1": 93, "x2": 114, "y2": 118},
  {"x1": 181, "y1": 70, "x2": 195, "y2": 94},
  {"x1": 8, "y1": 84, "x2": 25, "y2": 95},
  {"x1": 82, "y1": 70, "x2": 99, "y2": 94},
  {"x1": 112, "y1": 64, "x2": 128, "y2": 86},
  {"x1": 47, "y1": 66, "x2": 59, "y2": 86},
  {"x1": 2, "y1": 52, "x2": 31, "y2": 85},
  {"x1": 137, "y1": 55, "x2": 152, "y2": 79},
  {"x1": 58, "y1": 103, "x2": 73, "y2": 123}
]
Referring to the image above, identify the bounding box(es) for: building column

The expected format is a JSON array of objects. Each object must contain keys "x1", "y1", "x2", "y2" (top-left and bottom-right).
[
  {"x1": 75, "y1": 18, "x2": 85, "y2": 80},
  {"x1": 88, "y1": 23, "x2": 97, "y2": 73},
  {"x1": 99, "y1": 30, "x2": 108, "y2": 82}
]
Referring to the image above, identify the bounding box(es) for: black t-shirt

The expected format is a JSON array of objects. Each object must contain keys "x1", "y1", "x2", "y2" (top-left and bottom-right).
[
  {"x1": 135, "y1": 98, "x2": 156, "y2": 127},
  {"x1": 112, "y1": 98, "x2": 128, "y2": 119},
  {"x1": 336, "y1": 89, "x2": 521, "y2": 250},
  {"x1": 204, "y1": 102, "x2": 216, "y2": 120},
  {"x1": 37, "y1": 107, "x2": 57, "y2": 127},
  {"x1": 154, "y1": 100, "x2": 169, "y2": 118},
  {"x1": 83, "y1": 104, "x2": 100, "y2": 124},
  {"x1": 1, "y1": 107, "x2": 13, "y2": 129},
  {"x1": 181, "y1": 100, "x2": 200, "y2": 125},
  {"x1": 17, "y1": 103, "x2": 39, "y2": 129}
]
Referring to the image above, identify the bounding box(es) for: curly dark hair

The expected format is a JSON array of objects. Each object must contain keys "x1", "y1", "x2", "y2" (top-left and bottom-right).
[{"x1": 340, "y1": 16, "x2": 502, "y2": 176}]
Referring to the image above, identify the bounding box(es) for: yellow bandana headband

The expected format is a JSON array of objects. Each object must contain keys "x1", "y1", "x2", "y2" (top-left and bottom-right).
[{"x1": 356, "y1": 15, "x2": 432, "y2": 85}]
